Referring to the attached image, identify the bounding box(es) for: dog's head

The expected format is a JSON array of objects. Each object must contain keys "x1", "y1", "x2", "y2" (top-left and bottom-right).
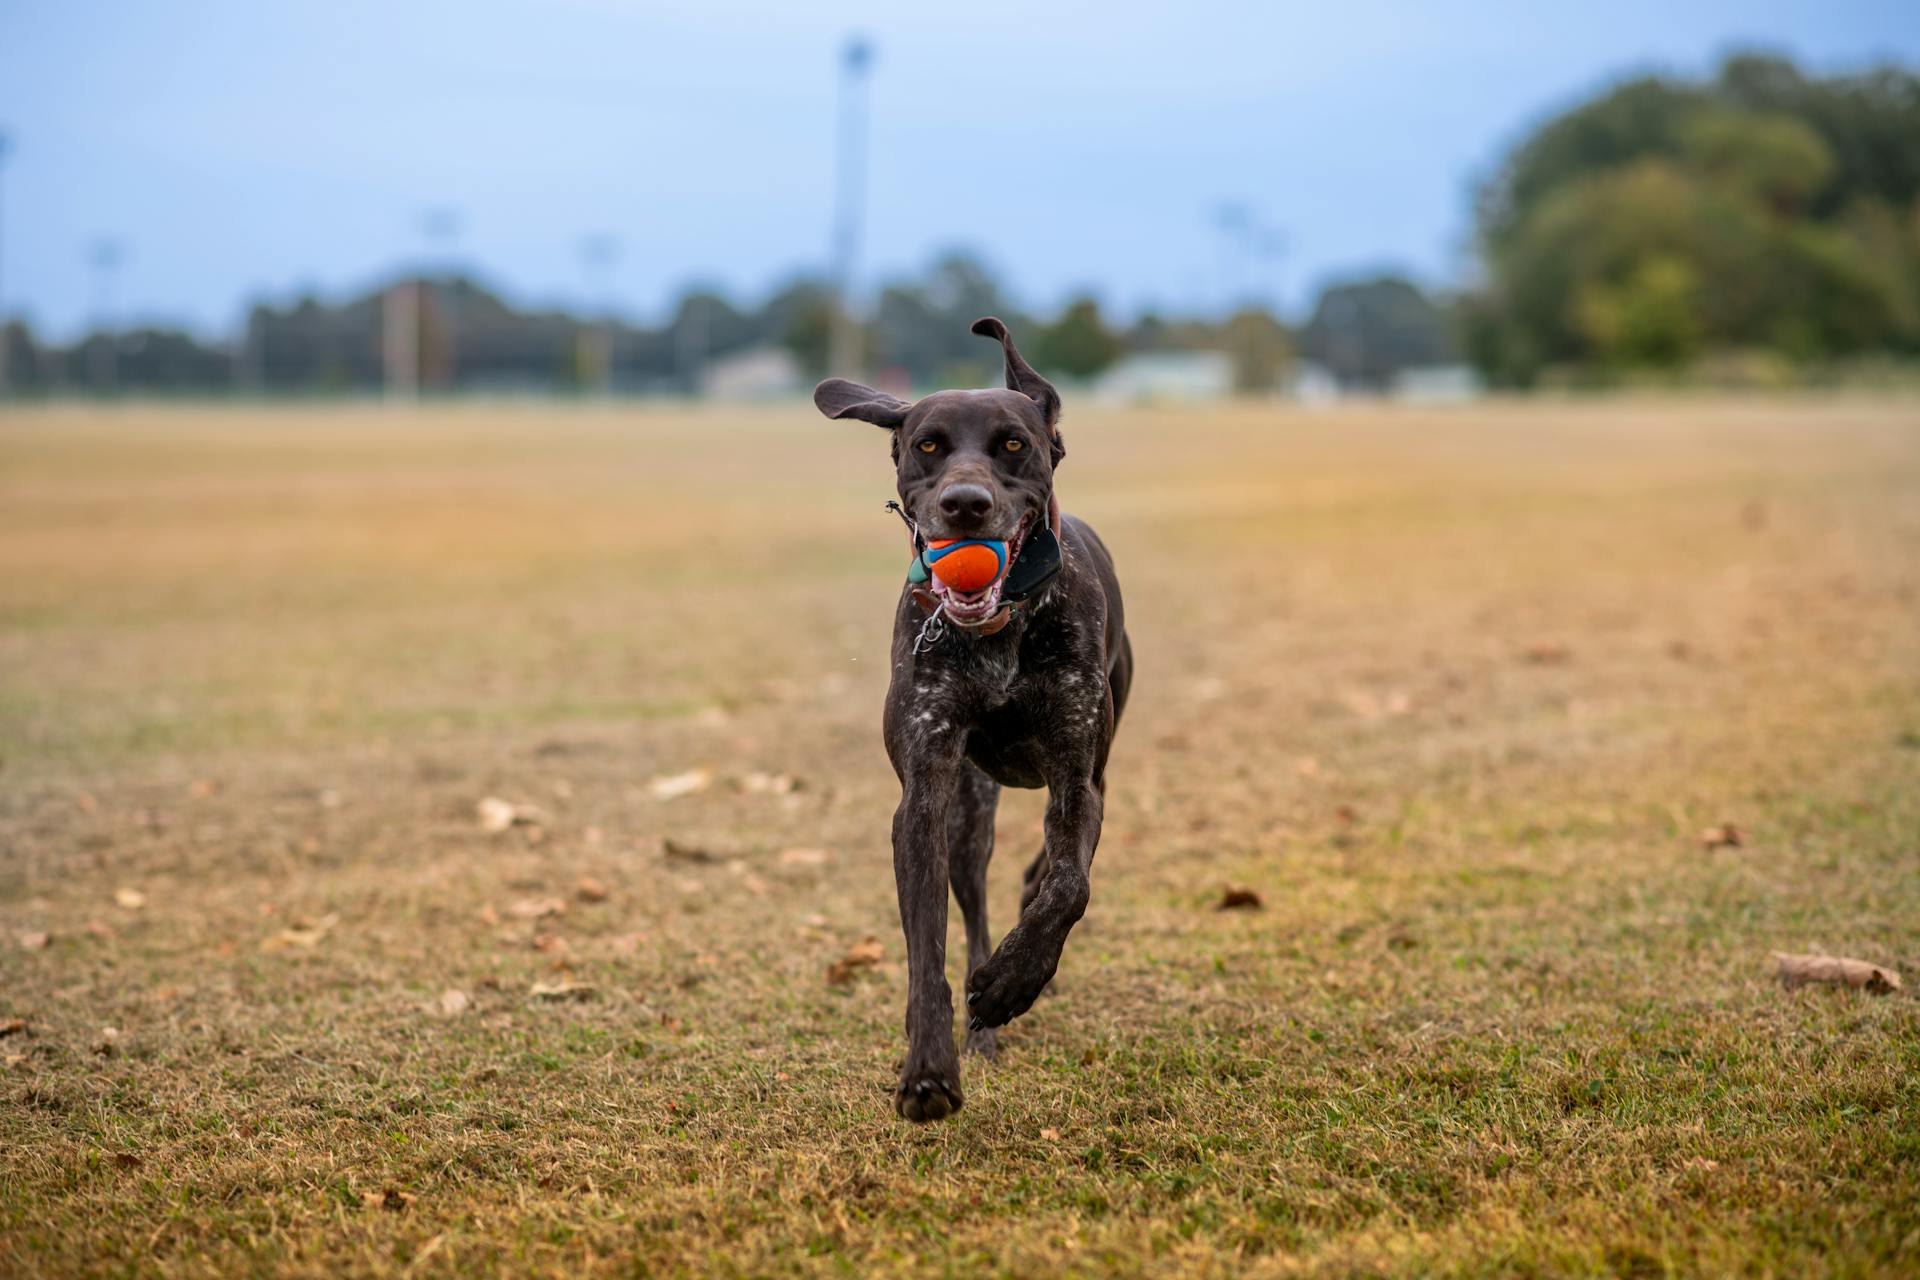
[{"x1": 813, "y1": 317, "x2": 1062, "y2": 565}]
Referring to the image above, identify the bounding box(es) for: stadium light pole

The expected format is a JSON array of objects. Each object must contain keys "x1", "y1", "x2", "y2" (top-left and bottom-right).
[
  {"x1": 0, "y1": 130, "x2": 11, "y2": 396},
  {"x1": 828, "y1": 35, "x2": 874, "y2": 379},
  {"x1": 579, "y1": 233, "x2": 620, "y2": 395},
  {"x1": 87, "y1": 237, "x2": 125, "y2": 395},
  {"x1": 422, "y1": 207, "x2": 461, "y2": 391},
  {"x1": 384, "y1": 274, "x2": 419, "y2": 401},
  {"x1": 1213, "y1": 202, "x2": 1250, "y2": 313}
]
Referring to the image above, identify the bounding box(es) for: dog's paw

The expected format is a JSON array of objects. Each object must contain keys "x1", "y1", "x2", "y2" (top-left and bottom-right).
[
  {"x1": 895, "y1": 1062, "x2": 963, "y2": 1122},
  {"x1": 965, "y1": 925, "x2": 1061, "y2": 1030},
  {"x1": 962, "y1": 1022, "x2": 1000, "y2": 1060}
]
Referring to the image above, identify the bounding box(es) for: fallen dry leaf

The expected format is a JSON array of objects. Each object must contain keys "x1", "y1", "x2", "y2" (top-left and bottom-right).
[
  {"x1": 1698, "y1": 824, "x2": 1743, "y2": 849},
  {"x1": 1217, "y1": 887, "x2": 1264, "y2": 911},
  {"x1": 477, "y1": 796, "x2": 542, "y2": 832},
  {"x1": 17, "y1": 931, "x2": 50, "y2": 951},
  {"x1": 114, "y1": 887, "x2": 147, "y2": 911},
  {"x1": 778, "y1": 847, "x2": 830, "y2": 867},
  {"x1": 531, "y1": 933, "x2": 567, "y2": 953},
  {"x1": 826, "y1": 936, "x2": 885, "y2": 986},
  {"x1": 649, "y1": 767, "x2": 714, "y2": 800},
  {"x1": 362, "y1": 1187, "x2": 416, "y2": 1212},
  {"x1": 738, "y1": 771, "x2": 801, "y2": 795},
  {"x1": 476, "y1": 903, "x2": 501, "y2": 927},
  {"x1": 0, "y1": 1019, "x2": 25, "y2": 1037},
  {"x1": 1523, "y1": 643, "x2": 1571, "y2": 665},
  {"x1": 260, "y1": 913, "x2": 338, "y2": 952},
  {"x1": 663, "y1": 838, "x2": 718, "y2": 864},
  {"x1": 1774, "y1": 952, "x2": 1901, "y2": 994},
  {"x1": 529, "y1": 980, "x2": 597, "y2": 1002},
  {"x1": 187, "y1": 778, "x2": 219, "y2": 799},
  {"x1": 506, "y1": 897, "x2": 567, "y2": 921},
  {"x1": 1040, "y1": 1127, "x2": 1061, "y2": 1141},
  {"x1": 476, "y1": 797, "x2": 516, "y2": 832},
  {"x1": 84, "y1": 919, "x2": 114, "y2": 939},
  {"x1": 574, "y1": 876, "x2": 610, "y2": 903},
  {"x1": 427, "y1": 988, "x2": 470, "y2": 1017}
]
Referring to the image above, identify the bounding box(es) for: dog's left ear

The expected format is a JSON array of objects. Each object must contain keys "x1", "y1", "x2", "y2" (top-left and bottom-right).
[
  {"x1": 971, "y1": 317, "x2": 1061, "y2": 431},
  {"x1": 813, "y1": 378, "x2": 912, "y2": 429}
]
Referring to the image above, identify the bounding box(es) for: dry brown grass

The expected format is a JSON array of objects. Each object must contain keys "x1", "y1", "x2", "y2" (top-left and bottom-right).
[{"x1": 2, "y1": 397, "x2": 1917, "y2": 1277}]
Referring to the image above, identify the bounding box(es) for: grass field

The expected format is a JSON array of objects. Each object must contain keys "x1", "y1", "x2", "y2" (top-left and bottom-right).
[{"x1": 2, "y1": 397, "x2": 1917, "y2": 1278}]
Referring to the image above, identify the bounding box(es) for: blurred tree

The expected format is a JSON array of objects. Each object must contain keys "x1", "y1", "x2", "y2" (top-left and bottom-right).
[
  {"x1": 1218, "y1": 307, "x2": 1293, "y2": 392},
  {"x1": 1680, "y1": 110, "x2": 1833, "y2": 216},
  {"x1": 1300, "y1": 276, "x2": 1455, "y2": 390},
  {"x1": 1033, "y1": 296, "x2": 1121, "y2": 379},
  {"x1": 1470, "y1": 52, "x2": 1920, "y2": 383},
  {"x1": 870, "y1": 252, "x2": 1027, "y2": 387},
  {"x1": 764, "y1": 279, "x2": 834, "y2": 377}
]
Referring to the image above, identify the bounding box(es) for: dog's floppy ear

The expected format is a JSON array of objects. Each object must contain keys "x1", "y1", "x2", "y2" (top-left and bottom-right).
[
  {"x1": 971, "y1": 316, "x2": 1061, "y2": 430},
  {"x1": 813, "y1": 378, "x2": 911, "y2": 429}
]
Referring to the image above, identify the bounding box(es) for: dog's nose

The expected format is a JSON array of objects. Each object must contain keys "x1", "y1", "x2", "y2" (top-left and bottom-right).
[{"x1": 937, "y1": 483, "x2": 994, "y2": 526}]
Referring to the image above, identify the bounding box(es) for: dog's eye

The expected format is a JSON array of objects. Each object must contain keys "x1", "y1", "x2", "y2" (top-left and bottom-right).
[
  {"x1": 917, "y1": 440, "x2": 938, "y2": 454},
  {"x1": 1004, "y1": 438, "x2": 1024, "y2": 453}
]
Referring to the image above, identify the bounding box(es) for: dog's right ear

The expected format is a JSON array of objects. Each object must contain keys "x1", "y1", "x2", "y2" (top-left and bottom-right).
[{"x1": 813, "y1": 378, "x2": 912, "y2": 429}]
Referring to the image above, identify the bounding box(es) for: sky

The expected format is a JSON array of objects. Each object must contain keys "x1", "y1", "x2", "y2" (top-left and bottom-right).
[{"x1": 1, "y1": 0, "x2": 1915, "y2": 340}]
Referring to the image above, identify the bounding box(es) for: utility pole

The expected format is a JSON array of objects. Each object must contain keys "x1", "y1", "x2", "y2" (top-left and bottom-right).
[
  {"x1": 1250, "y1": 225, "x2": 1286, "y2": 316},
  {"x1": 578, "y1": 233, "x2": 620, "y2": 395},
  {"x1": 1213, "y1": 202, "x2": 1249, "y2": 313},
  {"x1": 0, "y1": 130, "x2": 11, "y2": 397},
  {"x1": 828, "y1": 35, "x2": 874, "y2": 379},
  {"x1": 384, "y1": 278, "x2": 419, "y2": 401},
  {"x1": 87, "y1": 238, "x2": 124, "y2": 395},
  {"x1": 1212, "y1": 203, "x2": 1285, "y2": 316},
  {"x1": 422, "y1": 207, "x2": 460, "y2": 390}
]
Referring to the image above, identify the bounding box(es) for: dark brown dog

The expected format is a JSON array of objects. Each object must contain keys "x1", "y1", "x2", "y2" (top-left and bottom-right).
[{"x1": 812, "y1": 318, "x2": 1132, "y2": 1121}]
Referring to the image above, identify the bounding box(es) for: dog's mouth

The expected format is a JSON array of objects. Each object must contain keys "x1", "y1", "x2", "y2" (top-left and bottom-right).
[{"x1": 927, "y1": 510, "x2": 1035, "y2": 624}]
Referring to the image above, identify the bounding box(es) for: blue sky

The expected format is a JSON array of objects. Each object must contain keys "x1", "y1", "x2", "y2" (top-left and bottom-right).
[{"x1": 2, "y1": 0, "x2": 1914, "y2": 339}]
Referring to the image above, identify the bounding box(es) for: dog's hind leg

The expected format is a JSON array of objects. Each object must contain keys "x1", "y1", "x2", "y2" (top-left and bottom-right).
[{"x1": 948, "y1": 764, "x2": 1001, "y2": 1058}]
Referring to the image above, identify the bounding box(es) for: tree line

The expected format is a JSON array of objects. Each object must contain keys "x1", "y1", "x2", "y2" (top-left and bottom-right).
[
  {"x1": 0, "y1": 253, "x2": 1452, "y2": 396},
  {"x1": 3, "y1": 52, "x2": 1912, "y2": 396},
  {"x1": 1467, "y1": 53, "x2": 1920, "y2": 384}
]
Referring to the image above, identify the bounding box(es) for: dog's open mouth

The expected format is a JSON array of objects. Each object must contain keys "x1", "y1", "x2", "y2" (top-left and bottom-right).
[{"x1": 928, "y1": 511, "x2": 1034, "y2": 624}]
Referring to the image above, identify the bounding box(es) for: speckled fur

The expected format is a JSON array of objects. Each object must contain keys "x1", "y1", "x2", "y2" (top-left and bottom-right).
[{"x1": 813, "y1": 319, "x2": 1133, "y2": 1122}]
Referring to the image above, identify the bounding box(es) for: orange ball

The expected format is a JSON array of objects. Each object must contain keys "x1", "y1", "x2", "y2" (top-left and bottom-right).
[{"x1": 925, "y1": 539, "x2": 1009, "y2": 592}]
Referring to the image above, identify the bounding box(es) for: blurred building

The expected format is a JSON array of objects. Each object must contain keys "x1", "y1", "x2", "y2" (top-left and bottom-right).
[
  {"x1": 1094, "y1": 351, "x2": 1234, "y2": 404},
  {"x1": 697, "y1": 345, "x2": 804, "y2": 400},
  {"x1": 1390, "y1": 364, "x2": 1483, "y2": 404}
]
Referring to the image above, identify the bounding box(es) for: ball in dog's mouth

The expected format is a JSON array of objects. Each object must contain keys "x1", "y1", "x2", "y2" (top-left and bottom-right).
[{"x1": 928, "y1": 514, "x2": 1033, "y2": 622}]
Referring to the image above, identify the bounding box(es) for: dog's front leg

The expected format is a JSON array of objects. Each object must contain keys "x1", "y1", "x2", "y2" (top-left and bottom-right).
[
  {"x1": 966, "y1": 770, "x2": 1103, "y2": 1030},
  {"x1": 889, "y1": 733, "x2": 966, "y2": 1122}
]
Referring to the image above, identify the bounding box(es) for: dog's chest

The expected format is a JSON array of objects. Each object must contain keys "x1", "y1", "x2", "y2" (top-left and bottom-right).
[{"x1": 952, "y1": 654, "x2": 1062, "y2": 790}]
